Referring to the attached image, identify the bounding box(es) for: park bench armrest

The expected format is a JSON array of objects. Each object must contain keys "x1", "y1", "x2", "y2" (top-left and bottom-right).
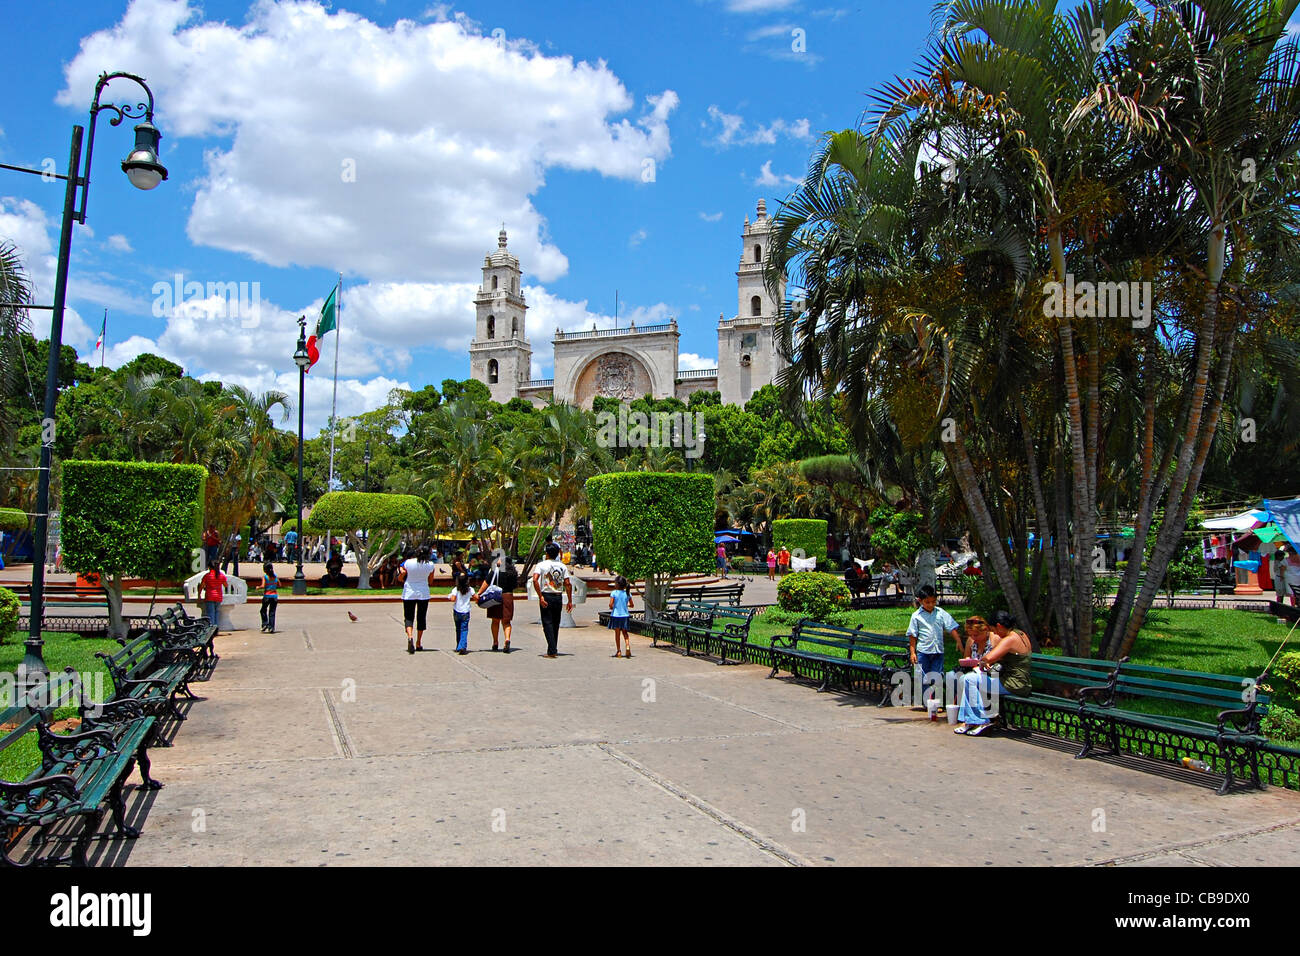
[
  {"x1": 81, "y1": 698, "x2": 150, "y2": 723},
  {"x1": 770, "y1": 632, "x2": 798, "y2": 649},
  {"x1": 880, "y1": 651, "x2": 911, "y2": 668},
  {"x1": 1216, "y1": 703, "x2": 1259, "y2": 734},
  {"x1": 1076, "y1": 683, "x2": 1116, "y2": 707},
  {"x1": 0, "y1": 773, "x2": 82, "y2": 803}
]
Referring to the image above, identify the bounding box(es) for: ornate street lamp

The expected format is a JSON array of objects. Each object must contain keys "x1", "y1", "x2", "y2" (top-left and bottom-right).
[
  {"x1": 293, "y1": 318, "x2": 311, "y2": 596},
  {"x1": 6, "y1": 72, "x2": 167, "y2": 695},
  {"x1": 363, "y1": 439, "x2": 372, "y2": 493}
]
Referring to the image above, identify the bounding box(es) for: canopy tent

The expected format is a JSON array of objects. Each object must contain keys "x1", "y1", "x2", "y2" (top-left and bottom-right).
[
  {"x1": 1265, "y1": 498, "x2": 1300, "y2": 550},
  {"x1": 1202, "y1": 509, "x2": 1270, "y2": 532}
]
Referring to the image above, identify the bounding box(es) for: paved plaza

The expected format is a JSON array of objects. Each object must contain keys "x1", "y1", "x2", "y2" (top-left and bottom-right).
[{"x1": 50, "y1": 592, "x2": 1293, "y2": 868}]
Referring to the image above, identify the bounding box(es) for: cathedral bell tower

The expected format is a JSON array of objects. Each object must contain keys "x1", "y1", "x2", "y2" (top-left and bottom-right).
[
  {"x1": 469, "y1": 226, "x2": 532, "y2": 403},
  {"x1": 717, "y1": 198, "x2": 787, "y2": 405}
]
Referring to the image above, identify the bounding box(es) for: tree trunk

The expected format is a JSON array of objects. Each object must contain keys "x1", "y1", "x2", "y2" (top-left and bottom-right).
[
  {"x1": 942, "y1": 437, "x2": 1034, "y2": 642},
  {"x1": 102, "y1": 574, "x2": 127, "y2": 641}
]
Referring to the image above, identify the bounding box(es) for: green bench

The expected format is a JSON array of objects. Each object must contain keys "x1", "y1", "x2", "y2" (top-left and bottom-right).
[
  {"x1": 767, "y1": 621, "x2": 912, "y2": 703},
  {"x1": 1075, "y1": 662, "x2": 1271, "y2": 794},
  {"x1": 143, "y1": 604, "x2": 220, "y2": 673},
  {"x1": 0, "y1": 703, "x2": 158, "y2": 866},
  {"x1": 652, "y1": 600, "x2": 756, "y2": 661},
  {"x1": 97, "y1": 634, "x2": 199, "y2": 726},
  {"x1": 666, "y1": 582, "x2": 745, "y2": 606}
]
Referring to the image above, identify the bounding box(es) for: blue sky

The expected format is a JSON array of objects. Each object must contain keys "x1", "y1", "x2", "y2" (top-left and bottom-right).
[{"x1": 0, "y1": 0, "x2": 934, "y2": 432}]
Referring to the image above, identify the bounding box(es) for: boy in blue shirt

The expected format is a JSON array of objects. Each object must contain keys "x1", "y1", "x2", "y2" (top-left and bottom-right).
[
  {"x1": 907, "y1": 584, "x2": 960, "y2": 707},
  {"x1": 608, "y1": 575, "x2": 634, "y2": 658}
]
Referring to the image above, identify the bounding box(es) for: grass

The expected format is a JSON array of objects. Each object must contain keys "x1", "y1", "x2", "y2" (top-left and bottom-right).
[{"x1": 0, "y1": 631, "x2": 118, "y2": 782}]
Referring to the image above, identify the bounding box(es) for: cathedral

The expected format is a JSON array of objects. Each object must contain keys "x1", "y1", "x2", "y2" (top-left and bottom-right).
[{"x1": 468, "y1": 199, "x2": 787, "y2": 408}]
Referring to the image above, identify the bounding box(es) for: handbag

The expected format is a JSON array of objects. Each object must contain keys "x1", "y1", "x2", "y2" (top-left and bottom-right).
[{"x1": 476, "y1": 567, "x2": 503, "y2": 609}]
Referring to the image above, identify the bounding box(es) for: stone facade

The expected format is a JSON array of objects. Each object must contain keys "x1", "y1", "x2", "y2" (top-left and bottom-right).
[{"x1": 468, "y1": 201, "x2": 785, "y2": 408}]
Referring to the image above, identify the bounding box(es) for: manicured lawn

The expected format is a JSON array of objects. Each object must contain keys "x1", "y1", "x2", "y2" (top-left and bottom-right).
[{"x1": 0, "y1": 631, "x2": 118, "y2": 782}]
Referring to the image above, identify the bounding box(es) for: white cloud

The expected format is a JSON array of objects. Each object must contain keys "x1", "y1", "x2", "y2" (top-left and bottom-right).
[
  {"x1": 699, "y1": 211, "x2": 724, "y2": 222},
  {"x1": 678, "y1": 352, "x2": 717, "y2": 371},
  {"x1": 628, "y1": 228, "x2": 648, "y2": 248},
  {"x1": 105, "y1": 234, "x2": 133, "y2": 253},
  {"x1": 0, "y1": 198, "x2": 93, "y2": 349},
  {"x1": 754, "y1": 160, "x2": 801, "y2": 187},
  {"x1": 705, "y1": 105, "x2": 812, "y2": 148},
  {"x1": 723, "y1": 0, "x2": 798, "y2": 11},
  {"x1": 60, "y1": 0, "x2": 679, "y2": 284}
]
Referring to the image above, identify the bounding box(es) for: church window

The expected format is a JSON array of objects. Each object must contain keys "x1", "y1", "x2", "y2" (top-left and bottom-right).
[
  {"x1": 512, "y1": 277, "x2": 518, "y2": 294},
  {"x1": 511, "y1": 317, "x2": 518, "y2": 338},
  {"x1": 487, "y1": 315, "x2": 495, "y2": 339},
  {"x1": 488, "y1": 359, "x2": 499, "y2": 383},
  {"x1": 492, "y1": 275, "x2": 499, "y2": 290},
  {"x1": 751, "y1": 295, "x2": 762, "y2": 316},
  {"x1": 754, "y1": 244, "x2": 762, "y2": 263}
]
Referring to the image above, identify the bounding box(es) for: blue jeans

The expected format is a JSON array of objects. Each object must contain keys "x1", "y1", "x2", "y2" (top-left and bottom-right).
[
  {"x1": 453, "y1": 610, "x2": 470, "y2": 651},
  {"x1": 958, "y1": 670, "x2": 1002, "y2": 725},
  {"x1": 204, "y1": 600, "x2": 221, "y2": 627},
  {"x1": 916, "y1": 651, "x2": 944, "y2": 700}
]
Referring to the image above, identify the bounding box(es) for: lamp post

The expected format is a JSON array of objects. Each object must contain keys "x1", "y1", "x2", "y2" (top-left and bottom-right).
[
  {"x1": 293, "y1": 317, "x2": 310, "y2": 595},
  {"x1": 363, "y1": 439, "x2": 372, "y2": 494},
  {"x1": 11, "y1": 72, "x2": 167, "y2": 695}
]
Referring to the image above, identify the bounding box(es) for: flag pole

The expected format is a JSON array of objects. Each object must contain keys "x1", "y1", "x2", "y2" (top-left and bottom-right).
[
  {"x1": 99, "y1": 308, "x2": 107, "y2": 371},
  {"x1": 327, "y1": 274, "x2": 341, "y2": 492}
]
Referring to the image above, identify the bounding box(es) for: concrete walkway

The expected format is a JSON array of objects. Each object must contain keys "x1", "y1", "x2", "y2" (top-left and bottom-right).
[{"x1": 81, "y1": 596, "x2": 1300, "y2": 867}]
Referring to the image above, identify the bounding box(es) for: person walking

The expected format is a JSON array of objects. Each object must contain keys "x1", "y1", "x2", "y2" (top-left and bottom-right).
[
  {"x1": 766, "y1": 548, "x2": 777, "y2": 581},
  {"x1": 259, "y1": 562, "x2": 279, "y2": 633},
  {"x1": 532, "y1": 542, "x2": 573, "y2": 658},
  {"x1": 906, "y1": 584, "x2": 961, "y2": 708},
  {"x1": 608, "y1": 575, "x2": 634, "y2": 658},
  {"x1": 451, "y1": 572, "x2": 474, "y2": 654},
  {"x1": 477, "y1": 553, "x2": 519, "y2": 653},
  {"x1": 777, "y1": 545, "x2": 790, "y2": 576},
  {"x1": 200, "y1": 559, "x2": 227, "y2": 631},
  {"x1": 397, "y1": 545, "x2": 438, "y2": 654},
  {"x1": 203, "y1": 525, "x2": 221, "y2": 566},
  {"x1": 716, "y1": 542, "x2": 729, "y2": 579}
]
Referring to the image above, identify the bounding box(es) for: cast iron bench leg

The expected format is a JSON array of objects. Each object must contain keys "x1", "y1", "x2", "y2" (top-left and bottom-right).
[{"x1": 109, "y1": 769, "x2": 141, "y2": 838}]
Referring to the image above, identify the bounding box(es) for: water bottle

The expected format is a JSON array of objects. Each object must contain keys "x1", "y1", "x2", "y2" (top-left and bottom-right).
[{"x1": 1181, "y1": 756, "x2": 1211, "y2": 772}]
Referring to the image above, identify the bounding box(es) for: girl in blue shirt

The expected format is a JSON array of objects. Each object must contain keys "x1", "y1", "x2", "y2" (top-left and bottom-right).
[{"x1": 608, "y1": 575, "x2": 635, "y2": 658}]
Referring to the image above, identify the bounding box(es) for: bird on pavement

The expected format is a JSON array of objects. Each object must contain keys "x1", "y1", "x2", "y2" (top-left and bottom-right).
[{"x1": 347, "y1": 611, "x2": 358, "y2": 622}]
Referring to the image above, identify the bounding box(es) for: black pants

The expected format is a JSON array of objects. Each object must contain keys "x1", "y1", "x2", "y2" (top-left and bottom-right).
[
  {"x1": 260, "y1": 596, "x2": 277, "y2": 630},
  {"x1": 539, "y1": 595, "x2": 562, "y2": 654},
  {"x1": 403, "y1": 598, "x2": 429, "y2": 631}
]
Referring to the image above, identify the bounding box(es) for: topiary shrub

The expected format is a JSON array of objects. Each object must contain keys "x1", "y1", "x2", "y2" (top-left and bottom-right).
[
  {"x1": 587, "y1": 472, "x2": 714, "y2": 619},
  {"x1": 1262, "y1": 705, "x2": 1300, "y2": 746},
  {"x1": 517, "y1": 524, "x2": 553, "y2": 561},
  {"x1": 0, "y1": 586, "x2": 19, "y2": 644},
  {"x1": 305, "y1": 492, "x2": 436, "y2": 589},
  {"x1": 60, "y1": 460, "x2": 208, "y2": 639},
  {"x1": 777, "y1": 571, "x2": 850, "y2": 621},
  {"x1": 0, "y1": 508, "x2": 26, "y2": 532},
  {"x1": 772, "y1": 518, "x2": 828, "y2": 564}
]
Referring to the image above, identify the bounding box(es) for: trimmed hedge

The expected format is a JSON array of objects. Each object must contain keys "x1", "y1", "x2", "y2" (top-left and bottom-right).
[
  {"x1": 772, "y1": 518, "x2": 828, "y2": 563},
  {"x1": 587, "y1": 472, "x2": 714, "y2": 612},
  {"x1": 0, "y1": 508, "x2": 26, "y2": 532},
  {"x1": 777, "y1": 571, "x2": 850, "y2": 620},
  {"x1": 61, "y1": 461, "x2": 208, "y2": 581},
  {"x1": 518, "y1": 524, "x2": 552, "y2": 557},
  {"x1": 0, "y1": 587, "x2": 19, "y2": 644},
  {"x1": 304, "y1": 492, "x2": 435, "y2": 534},
  {"x1": 60, "y1": 460, "x2": 207, "y2": 639}
]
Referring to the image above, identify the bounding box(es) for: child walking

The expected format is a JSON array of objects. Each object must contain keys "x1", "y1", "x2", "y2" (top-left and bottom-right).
[
  {"x1": 451, "y1": 572, "x2": 473, "y2": 655},
  {"x1": 259, "y1": 561, "x2": 279, "y2": 633},
  {"x1": 608, "y1": 575, "x2": 634, "y2": 658}
]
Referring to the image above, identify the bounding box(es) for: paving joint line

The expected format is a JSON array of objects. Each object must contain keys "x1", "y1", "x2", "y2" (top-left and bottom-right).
[
  {"x1": 301, "y1": 629, "x2": 314, "y2": 652},
  {"x1": 595, "y1": 742, "x2": 813, "y2": 867},
  {"x1": 320, "y1": 688, "x2": 356, "y2": 759},
  {"x1": 661, "y1": 677, "x2": 809, "y2": 731},
  {"x1": 1076, "y1": 815, "x2": 1300, "y2": 867}
]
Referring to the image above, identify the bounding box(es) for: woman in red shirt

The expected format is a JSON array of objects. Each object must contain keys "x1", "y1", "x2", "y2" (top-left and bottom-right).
[{"x1": 201, "y1": 559, "x2": 227, "y2": 630}]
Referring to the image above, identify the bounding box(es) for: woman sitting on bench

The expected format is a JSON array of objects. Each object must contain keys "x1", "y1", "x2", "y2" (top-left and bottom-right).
[{"x1": 953, "y1": 610, "x2": 1032, "y2": 737}]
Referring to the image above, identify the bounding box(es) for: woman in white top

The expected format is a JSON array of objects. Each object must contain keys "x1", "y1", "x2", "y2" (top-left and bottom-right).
[
  {"x1": 397, "y1": 545, "x2": 438, "y2": 655},
  {"x1": 451, "y1": 572, "x2": 474, "y2": 655}
]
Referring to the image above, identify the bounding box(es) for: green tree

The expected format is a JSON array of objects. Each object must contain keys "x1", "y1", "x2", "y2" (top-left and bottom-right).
[{"x1": 304, "y1": 492, "x2": 435, "y2": 589}]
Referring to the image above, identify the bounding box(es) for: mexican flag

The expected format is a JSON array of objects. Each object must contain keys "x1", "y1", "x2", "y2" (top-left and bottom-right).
[{"x1": 306, "y1": 284, "x2": 338, "y2": 373}]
